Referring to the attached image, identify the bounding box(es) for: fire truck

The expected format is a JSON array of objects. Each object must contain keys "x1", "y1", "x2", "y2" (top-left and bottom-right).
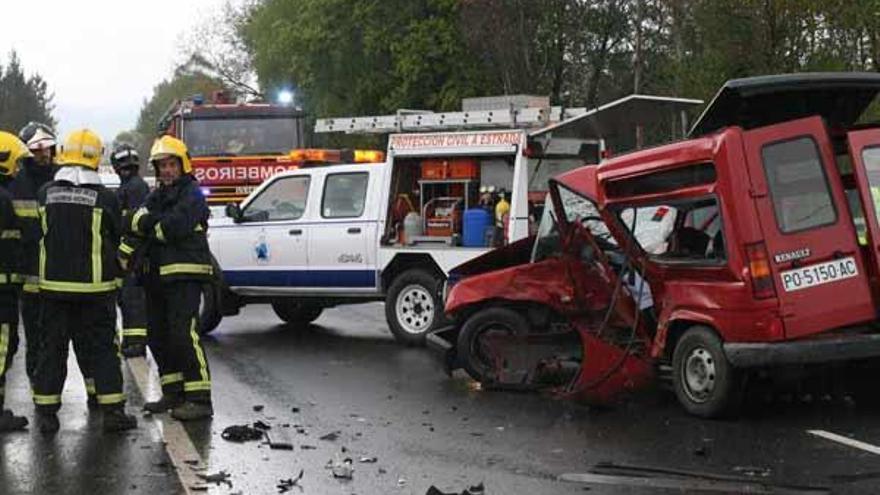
[{"x1": 159, "y1": 91, "x2": 339, "y2": 204}]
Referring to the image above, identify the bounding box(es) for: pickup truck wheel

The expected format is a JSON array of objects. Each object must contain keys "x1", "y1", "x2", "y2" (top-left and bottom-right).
[
  {"x1": 199, "y1": 282, "x2": 222, "y2": 335},
  {"x1": 672, "y1": 326, "x2": 743, "y2": 418},
  {"x1": 385, "y1": 269, "x2": 443, "y2": 346},
  {"x1": 272, "y1": 302, "x2": 324, "y2": 327},
  {"x1": 457, "y1": 307, "x2": 529, "y2": 384}
]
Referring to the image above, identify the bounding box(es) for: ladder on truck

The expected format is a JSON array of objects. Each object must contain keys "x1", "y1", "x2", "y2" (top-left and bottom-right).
[{"x1": 315, "y1": 106, "x2": 588, "y2": 134}]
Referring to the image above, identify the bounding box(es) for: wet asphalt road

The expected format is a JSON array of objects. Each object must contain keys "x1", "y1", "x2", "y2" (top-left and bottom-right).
[{"x1": 3, "y1": 303, "x2": 880, "y2": 494}]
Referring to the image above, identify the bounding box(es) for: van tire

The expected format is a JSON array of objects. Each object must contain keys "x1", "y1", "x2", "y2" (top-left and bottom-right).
[
  {"x1": 457, "y1": 307, "x2": 529, "y2": 384},
  {"x1": 199, "y1": 282, "x2": 222, "y2": 335},
  {"x1": 272, "y1": 301, "x2": 324, "y2": 327},
  {"x1": 385, "y1": 269, "x2": 443, "y2": 346},
  {"x1": 672, "y1": 326, "x2": 743, "y2": 418}
]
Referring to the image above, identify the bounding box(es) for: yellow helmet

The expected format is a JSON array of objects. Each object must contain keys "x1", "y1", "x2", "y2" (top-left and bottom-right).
[
  {"x1": 149, "y1": 135, "x2": 192, "y2": 174},
  {"x1": 58, "y1": 129, "x2": 104, "y2": 170},
  {"x1": 0, "y1": 131, "x2": 31, "y2": 177}
]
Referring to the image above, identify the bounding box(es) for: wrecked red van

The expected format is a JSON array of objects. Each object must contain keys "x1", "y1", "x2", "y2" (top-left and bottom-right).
[{"x1": 429, "y1": 73, "x2": 880, "y2": 417}]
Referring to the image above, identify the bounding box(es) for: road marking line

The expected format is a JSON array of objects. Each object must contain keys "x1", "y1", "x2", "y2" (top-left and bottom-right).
[
  {"x1": 127, "y1": 357, "x2": 205, "y2": 495},
  {"x1": 807, "y1": 429, "x2": 880, "y2": 455}
]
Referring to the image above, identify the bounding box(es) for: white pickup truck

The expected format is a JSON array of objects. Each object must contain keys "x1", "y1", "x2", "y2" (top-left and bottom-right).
[{"x1": 203, "y1": 128, "x2": 599, "y2": 344}]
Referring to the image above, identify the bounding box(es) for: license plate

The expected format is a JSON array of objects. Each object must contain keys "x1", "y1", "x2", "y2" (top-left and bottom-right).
[{"x1": 779, "y1": 257, "x2": 858, "y2": 292}]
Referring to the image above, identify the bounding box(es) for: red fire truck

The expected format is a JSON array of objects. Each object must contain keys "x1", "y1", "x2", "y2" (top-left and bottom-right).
[{"x1": 159, "y1": 91, "x2": 378, "y2": 204}]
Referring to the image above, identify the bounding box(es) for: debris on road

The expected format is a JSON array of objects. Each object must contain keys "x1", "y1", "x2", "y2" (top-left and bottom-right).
[
  {"x1": 425, "y1": 482, "x2": 485, "y2": 495},
  {"x1": 264, "y1": 431, "x2": 295, "y2": 450},
  {"x1": 319, "y1": 431, "x2": 340, "y2": 441},
  {"x1": 195, "y1": 470, "x2": 233, "y2": 488},
  {"x1": 253, "y1": 405, "x2": 265, "y2": 412},
  {"x1": 253, "y1": 420, "x2": 272, "y2": 430},
  {"x1": 359, "y1": 456, "x2": 378, "y2": 463},
  {"x1": 733, "y1": 466, "x2": 772, "y2": 478},
  {"x1": 291, "y1": 407, "x2": 300, "y2": 413},
  {"x1": 330, "y1": 456, "x2": 354, "y2": 479},
  {"x1": 277, "y1": 469, "x2": 304, "y2": 493},
  {"x1": 221, "y1": 424, "x2": 265, "y2": 442},
  {"x1": 301, "y1": 444, "x2": 317, "y2": 450}
]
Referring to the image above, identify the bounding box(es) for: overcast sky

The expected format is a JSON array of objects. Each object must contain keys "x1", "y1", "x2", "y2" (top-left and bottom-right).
[{"x1": 0, "y1": 0, "x2": 230, "y2": 142}]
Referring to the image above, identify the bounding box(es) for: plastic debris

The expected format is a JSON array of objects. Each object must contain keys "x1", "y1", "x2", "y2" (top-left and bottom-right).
[
  {"x1": 319, "y1": 431, "x2": 340, "y2": 441},
  {"x1": 277, "y1": 469, "x2": 304, "y2": 493},
  {"x1": 331, "y1": 457, "x2": 354, "y2": 479},
  {"x1": 221, "y1": 424, "x2": 265, "y2": 442},
  {"x1": 359, "y1": 456, "x2": 378, "y2": 463},
  {"x1": 196, "y1": 470, "x2": 232, "y2": 488}
]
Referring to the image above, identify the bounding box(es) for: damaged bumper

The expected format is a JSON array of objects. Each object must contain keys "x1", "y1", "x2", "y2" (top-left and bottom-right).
[{"x1": 724, "y1": 333, "x2": 880, "y2": 368}]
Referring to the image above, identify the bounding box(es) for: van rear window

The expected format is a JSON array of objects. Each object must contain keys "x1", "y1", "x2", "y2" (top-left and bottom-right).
[{"x1": 762, "y1": 137, "x2": 836, "y2": 233}]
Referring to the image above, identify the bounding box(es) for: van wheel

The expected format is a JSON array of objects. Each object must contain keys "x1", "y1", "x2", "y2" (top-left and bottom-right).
[
  {"x1": 385, "y1": 269, "x2": 443, "y2": 346},
  {"x1": 672, "y1": 326, "x2": 743, "y2": 418},
  {"x1": 199, "y1": 283, "x2": 222, "y2": 335},
  {"x1": 457, "y1": 307, "x2": 529, "y2": 384},
  {"x1": 272, "y1": 301, "x2": 323, "y2": 326}
]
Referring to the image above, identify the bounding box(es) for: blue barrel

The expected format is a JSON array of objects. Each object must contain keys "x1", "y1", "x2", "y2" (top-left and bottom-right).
[{"x1": 463, "y1": 208, "x2": 492, "y2": 247}]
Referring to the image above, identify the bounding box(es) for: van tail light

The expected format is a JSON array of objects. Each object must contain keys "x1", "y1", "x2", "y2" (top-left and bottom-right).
[{"x1": 745, "y1": 242, "x2": 776, "y2": 299}]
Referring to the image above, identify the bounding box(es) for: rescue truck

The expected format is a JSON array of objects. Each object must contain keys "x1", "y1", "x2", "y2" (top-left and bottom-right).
[
  {"x1": 203, "y1": 95, "x2": 701, "y2": 343},
  {"x1": 158, "y1": 91, "x2": 312, "y2": 204},
  {"x1": 430, "y1": 73, "x2": 880, "y2": 417}
]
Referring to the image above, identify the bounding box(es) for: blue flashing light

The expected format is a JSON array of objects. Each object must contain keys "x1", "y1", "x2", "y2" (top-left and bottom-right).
[{"x1": 277, "y1": 90, "x2": 294, "y2": 105}]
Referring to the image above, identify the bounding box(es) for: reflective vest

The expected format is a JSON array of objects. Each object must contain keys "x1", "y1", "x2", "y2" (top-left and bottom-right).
[
  {"x1": 37, "y1": 180, "x2": 122, "y2": 298},
  {"x1": 0, "y1": 184, "x2": 20, "y2": 290},
  {"x1": 9, "y1": 162, "x2": 55, "y2": 292}
]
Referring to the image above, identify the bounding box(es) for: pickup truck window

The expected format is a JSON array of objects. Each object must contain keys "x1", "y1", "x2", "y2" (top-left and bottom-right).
[
  {"x1": 242, "y1": 175, "x2": 310, "y2": 222},
  {"x1": 323, "y1": 172, "x2": 369, "y2": 218},
  {"x1": 762, "y1": 136, "x2": 837, "y2": 233}
]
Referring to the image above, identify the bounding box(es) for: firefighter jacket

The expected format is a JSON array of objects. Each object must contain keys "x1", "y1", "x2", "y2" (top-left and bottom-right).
[
  {"x1": 121, "y1": 175, "x2": 212, "y2": 282},
  {"x1": 9, "y1": 159, "x2": 55, "y2": 292},
  {"x1": 37, "y1": 167, "x2": 122, "y2": 298},
  {"x1": 0, "y1": 179, "x2": 20, "y2": 291},
  {"x1": 117, "y1": 174, "x2": 149, "y2": 217}
]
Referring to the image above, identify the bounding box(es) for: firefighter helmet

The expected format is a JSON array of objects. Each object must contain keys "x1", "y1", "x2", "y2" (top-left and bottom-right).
[
  {"x1": 149, "y1": 135, "x2": 192, "y2": 174},
  {"x1": 110, "y1": 143, "x2": 140, "y2": 171},
  {"x1": 18, "y1": 121, "x2": 57, "y2": 151},
  {"x1": 57, "y1": 129, "x2": 104, "y2": 170},
  {"x1": 0, "y1": 131, "x2": 31, "y2": 176}
]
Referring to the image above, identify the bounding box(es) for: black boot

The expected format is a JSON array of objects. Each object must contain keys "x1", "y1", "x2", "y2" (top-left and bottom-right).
[
  {"x1": 36, "y1": 412, "x2": 59, "y2": 434},
  {"x1": 103, "y1": 407, "x2": 137, "y2": 432},
  {"x1": 121, "y1": 343, "x2": 146, "y2": 358},
  {"x1": 0, "y1": 409, "x2": 28, "y2": 432},
  {"x1": 87, "y1": 395, "x2": 99, "y2": 411},
  {"x1": 143, "y1": 392, "x2": 184, "y2": 414},
  {"x1": 171, "y1": 401, "x2": 214, "y2": 421}
]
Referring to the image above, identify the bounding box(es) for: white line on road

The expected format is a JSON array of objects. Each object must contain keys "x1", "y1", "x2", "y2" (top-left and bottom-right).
[
  {"x1": 127, "y1": 357, "x2": 206, "y2": 495},
  {"x1": 807, "y1": 429, "x2": 880, "y2": 455}
]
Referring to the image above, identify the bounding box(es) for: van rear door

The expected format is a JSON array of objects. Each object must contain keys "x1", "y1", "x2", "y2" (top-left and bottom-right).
[
  {"x1": 743, "y1": 116, "x2": 875, "y2": 338},
  {"x1": 846, "y1": 128, "x2": 880, "y2": 290}
]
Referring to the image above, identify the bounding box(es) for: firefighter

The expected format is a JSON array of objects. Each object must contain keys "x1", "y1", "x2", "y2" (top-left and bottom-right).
[
  {"x1": 111, "y1": 144, "x2": 149, "y2": 358},
  {"x1": 120, "y1": 135, "x2": 213, "y2": 421},
  {"x1": 11, "y1": 122, "x2": 97, "y2": 406},
  {"x1": 32, "y1": 129, "x2": 137, "y2": 433},
  {"x1": 0, "y1": 133, "x2": 29, "y2": 432}
]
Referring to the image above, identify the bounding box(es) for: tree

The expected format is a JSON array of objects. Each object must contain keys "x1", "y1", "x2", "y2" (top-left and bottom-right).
[
  {"x1": 0, "y1": 51, "x2": 56, "y2": 133},
  {"x1": 239, "y1": 0, "x2": 493, "y2": 117}
]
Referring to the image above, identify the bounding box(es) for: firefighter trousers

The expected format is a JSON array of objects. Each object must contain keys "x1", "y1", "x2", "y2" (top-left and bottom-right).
[
  {"x1": 21, "y1": 290, "x2": 96, "y2": 398},
  {"x1": 32, "y1": 295, "x2": 125, "y2": 413},
  {"x1": 0, "y1": 291, "x2": 19, "y2": 411},
  {"x1": 146, "y1": 281, "x2": 211, "y2": 404},
  {"x1": 119, "y1": 274, "x2": 147, "y2": 347}
]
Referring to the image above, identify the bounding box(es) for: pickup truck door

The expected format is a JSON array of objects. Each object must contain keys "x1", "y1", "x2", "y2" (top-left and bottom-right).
[
  {"x1": 218, "y1": 174, "x2": 313, "y2": 290},
  {"x1": 307, "y1": 170, "x2": 378, "y2": 291}
]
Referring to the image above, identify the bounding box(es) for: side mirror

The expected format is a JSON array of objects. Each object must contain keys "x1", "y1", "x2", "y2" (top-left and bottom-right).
[{"x1": 225, "y1": 203, "x2": 243, "y2": 222}]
